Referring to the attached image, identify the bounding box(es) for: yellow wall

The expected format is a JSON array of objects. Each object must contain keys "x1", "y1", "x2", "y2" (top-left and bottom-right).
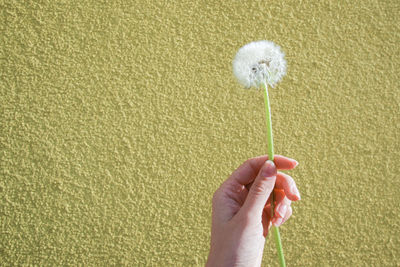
[{"x1": 2, "y1": 0, "x2": 399, "y2": 265}]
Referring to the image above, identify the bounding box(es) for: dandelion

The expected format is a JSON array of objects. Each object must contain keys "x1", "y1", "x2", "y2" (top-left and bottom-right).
[
  {"x1": 233, "y1": 40, "x2": 286, "y2": 88},
  {"x1": 233, "y1": 40, "x2": 288, "y2": 267}
]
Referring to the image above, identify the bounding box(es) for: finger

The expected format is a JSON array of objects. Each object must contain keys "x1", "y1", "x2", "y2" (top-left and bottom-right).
[
  {"x1": 274, "y1": 189, "x2": 286, "y2": 205},
  {"x1": 262, "y1": 198, "x2": 274, "y2": 237},
  {"x1": 222, "y1": 183, "x2": 249, "y2": 206},
  {"x1": 265, "y1": 191, "x2": 291, "y2": 218},
  {"x1": 282, "y1": 206, "x2": 293, "y2": 224},
  {"x1": 275, "y1": 172, "x2": 301, "y2": 201},
  {"x1": 262, "y1": 208, "x2": 272, "y2": 237},
  {"x1": 263, "y1": 195, "x2": 273, "y2": 218},
  {"x1": 236, "y1": 186, "x2": 249, "y2": 205},
  {"x1": 274, "y1": 196, "x2": 291, "y2": 219},
  {"x1": 274, "y1": 206, "x2": 292, "y2": 227},
  {"x1": 228, "y1": 155, "x2": 298, "y2": 186},
  {"x1": 242, "y1": 160, "x2": 277, "y2": 216}
]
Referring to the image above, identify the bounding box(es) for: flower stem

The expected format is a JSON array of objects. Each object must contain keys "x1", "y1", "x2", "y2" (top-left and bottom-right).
[
  {"x1": 262, "y1": 82, "x2": 286, "y2": 267},
  {"x1": 263, "y1": 83, "x2": 274, "y2": 161}
]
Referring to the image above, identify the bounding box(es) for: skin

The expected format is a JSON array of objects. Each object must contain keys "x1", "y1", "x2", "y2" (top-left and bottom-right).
[{"x1": 206, "y1": 155, "x2": 300, "y2": 267}]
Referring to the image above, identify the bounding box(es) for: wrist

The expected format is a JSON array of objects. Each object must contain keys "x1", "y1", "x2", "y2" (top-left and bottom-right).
[
  {"x1": 206, "y1": 251, "x2": 228, "y2": 267},
  {"x1": 206, "y1": 242, "x2": 229, "y2": 267}
]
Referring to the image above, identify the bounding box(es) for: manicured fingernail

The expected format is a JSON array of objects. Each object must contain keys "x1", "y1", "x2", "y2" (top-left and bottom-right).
[
  {"x1": 261, "y1": 160, "x2": 277, "y2": 178},
  {"x1": 291, "y1": 185, "x2": 301, "y2": 200},
  {"x1": 274, "y1": 217, "x2": 283, "y2": 227},
  {"x1": 276, "y1": 205, "x2": 288, "y2": 218},
  {"x1": 293, "y1": 160, "x2": 299, "y2": 167}
]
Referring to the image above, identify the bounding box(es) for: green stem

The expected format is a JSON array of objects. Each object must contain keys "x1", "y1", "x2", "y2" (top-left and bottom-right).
[
  {"x1": 262, "y1": 82, "x2": 286, "y2": 267},
  {"x1": 272, "y1": 226, "x2": 285, "y2": 267},
  {"x1": 263, "y1": 83, "x2": 274, "y2": 161}
]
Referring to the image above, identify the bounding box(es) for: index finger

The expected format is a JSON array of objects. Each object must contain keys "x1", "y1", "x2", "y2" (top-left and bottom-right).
[{"x1": 228, "y1": 155, "x2": 298, "y2": 186}]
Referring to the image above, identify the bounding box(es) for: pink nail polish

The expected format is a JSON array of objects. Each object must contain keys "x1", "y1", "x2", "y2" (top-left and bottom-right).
[
  {"x1": 291, "y1": 185, "x2": 301, "y2": 200},
  {"x1": 292, "y1": 159, "x2": 299, "y2": 167},
  {"x1": 274, "y1": 218, "x2": 283, "y2": 227},
  {"x1": 276, "y1": 205, "x2": 288, "y2": 217}
]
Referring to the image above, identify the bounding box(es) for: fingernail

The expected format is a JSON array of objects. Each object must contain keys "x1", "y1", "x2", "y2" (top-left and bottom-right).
[
  {"x1": 261, "y1": 160, "x2": 277, "y2": 178},
  {"x1": 291, "y1": 185, "x2": 301, "y2": 200},
  {"x1": 292, "y1": 159, "x2": 299, "y2": 168},
  {"x1": 274, "y1": 218, "x2": 283, "y2": 227},
  {"x1": 276, "y1": 205, "x2": 288, "y2": 218}
]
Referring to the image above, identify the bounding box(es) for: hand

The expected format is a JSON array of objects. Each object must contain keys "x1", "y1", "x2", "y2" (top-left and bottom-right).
[{"x1": 206, "y1": 155, "x2": 300, "y2": 267}]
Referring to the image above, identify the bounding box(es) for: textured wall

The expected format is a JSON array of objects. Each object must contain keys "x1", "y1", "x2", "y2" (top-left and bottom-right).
[{"x1": 1, "y1": 0, "x2": 399, "y2": 266}]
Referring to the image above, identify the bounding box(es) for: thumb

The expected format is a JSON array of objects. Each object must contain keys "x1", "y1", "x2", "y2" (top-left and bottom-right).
[{"x1": 243, "y1": 160, "x2": 277, "y2": 216}]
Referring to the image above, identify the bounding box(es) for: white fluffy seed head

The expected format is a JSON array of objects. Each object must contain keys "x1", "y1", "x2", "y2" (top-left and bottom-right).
[{"x1": 233, "y1": 40, "x2": 287, "y2": 88}]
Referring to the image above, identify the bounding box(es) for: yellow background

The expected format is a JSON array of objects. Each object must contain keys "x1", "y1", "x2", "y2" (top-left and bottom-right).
[{"x1": 2, "y1": 0, "x2": 399, "y2": 266}]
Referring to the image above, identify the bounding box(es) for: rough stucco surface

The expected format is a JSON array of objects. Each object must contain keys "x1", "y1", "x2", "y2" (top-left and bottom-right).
[{"x1": 1, "y1": 0, "x2": 399, "y2": 266}]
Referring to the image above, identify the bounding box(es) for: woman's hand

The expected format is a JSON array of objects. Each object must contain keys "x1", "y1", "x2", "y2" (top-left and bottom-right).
[{"x1": 206, "y1": 155, "x2": 300, "y2": 267}]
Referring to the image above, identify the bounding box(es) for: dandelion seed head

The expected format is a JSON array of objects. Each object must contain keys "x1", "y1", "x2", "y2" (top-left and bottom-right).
[{"x1": 233, "y1": 40, "x2": 287, "y2": 88}]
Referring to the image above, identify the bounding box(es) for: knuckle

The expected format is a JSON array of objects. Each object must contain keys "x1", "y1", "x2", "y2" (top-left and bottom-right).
[
  {"x1": 286, "y1": 176, "x2": 296, "y2": 188},
  {"x1": 224, "y1": 181, "x2": 240, "y2": 193},
  {"x1": 251, "y1": 180, "x2": 268, "y2": 195},
  {"x1": 284, "y1": 197, "x2": 292, "y2": 206}
]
